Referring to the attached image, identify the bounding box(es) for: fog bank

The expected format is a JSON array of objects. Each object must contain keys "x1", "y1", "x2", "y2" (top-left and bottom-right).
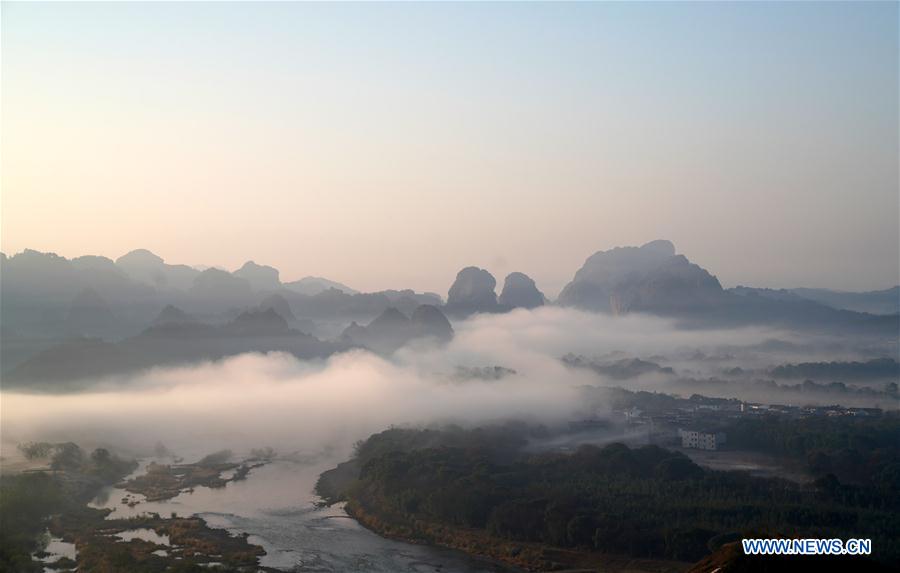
[{"x1": 2, "y1": 307, "x2": 885, "y2": 462}]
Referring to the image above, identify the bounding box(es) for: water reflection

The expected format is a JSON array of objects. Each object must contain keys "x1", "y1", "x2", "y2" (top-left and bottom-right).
[
  {"x1": 113, "y1": 528, "x2": 171, "y2": 545},
  {"x1": 32, "y1": 530, "x2": 76, "y2": 573},
  {"x1": 89, "y1": 457, "x2": 514, "y2": 572}
]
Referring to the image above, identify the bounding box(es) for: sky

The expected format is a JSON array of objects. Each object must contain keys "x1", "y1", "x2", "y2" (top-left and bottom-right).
[{"x1": 2, "y1": 2, "x2": 897, "y2": 296}]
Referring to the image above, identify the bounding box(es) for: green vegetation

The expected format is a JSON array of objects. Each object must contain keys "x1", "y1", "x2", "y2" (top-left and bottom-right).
[
  {"x1": 122, "y1": 457, "x2": 266, "y2": 502},
  {"x1": 721, "y1": 414, "x2": 900, "y2": 487},
  {"x1": 52, "y1": 512, "x2": 266, "y2": 572},
  {"x1": 1, "y1": 442, "x2": 135, "y2": 572},
  {"x1": 1, "y1": 443, "x2": 270, "y2": 572},
  {"x1": 0, "y1": 472, "x2": 65, "y2": 572},
  {"x1": 320, "y1": 422, "x2": 900, "y2": 569},
  {"x1": 16, "y1": 442, "x2": 55, "y2": 460},
  {"x1": 587, "y1": 385, "x2": 900, "y2": 487}
]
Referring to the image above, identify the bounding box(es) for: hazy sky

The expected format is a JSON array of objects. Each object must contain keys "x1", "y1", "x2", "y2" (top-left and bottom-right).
[{"x1": 2, "y1": 2, "x2": 897, "y2": 295}]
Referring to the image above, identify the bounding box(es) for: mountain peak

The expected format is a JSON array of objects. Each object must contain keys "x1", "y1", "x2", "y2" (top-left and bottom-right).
[
  {"x1": 258, "y1": 293, "x2": 296, "y2": 321},
  {"x1": 116, "y1": 248, "x2": 164, "y2": 266},
  {"x1": 234, "y1": 261, "x2": 281, "y2": 292},
  {"x1": 284, "y1": 276, "x2": 358, "y2": 296},
  {"x1": 367, "y1": 307, "x2": 410, "y2": 330},
  {"x1": 446, "y1": 267, "x2": 498, "y2": 316},
  {"x1": 558, "y1": 240, "x2": 722, "y2": 313},
  {"x1": 153, "y1": 305, "x2": 194, "y2": 326},
  {"x1": 228, "y1": 307, "x2": 289, "y2": 334},
  {"x1": 640, "y1": 239, "x2": 676, "y2": 257},
  {"x1": 410, "y1": 304, "x2": 454, "y2": 341},
  {"x1": 498, "y1": 272, "x2": 545, "y2": 309}
]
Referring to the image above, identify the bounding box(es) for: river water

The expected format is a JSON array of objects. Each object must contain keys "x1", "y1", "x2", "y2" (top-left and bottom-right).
[{"x1": 89, "y1": 457, "x2": 513, "y2": 573}]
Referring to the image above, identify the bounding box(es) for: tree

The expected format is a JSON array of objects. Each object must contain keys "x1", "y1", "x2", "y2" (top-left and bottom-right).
[
  {"x1": 91, "y1": 448, "x2": 111, "y2": 465},
  {"x1": 50, "y1": 442, "x2": 83, "y2": 471},
  {"x1": 16, "y1": 442, "x2": 53, "y2": 460}
]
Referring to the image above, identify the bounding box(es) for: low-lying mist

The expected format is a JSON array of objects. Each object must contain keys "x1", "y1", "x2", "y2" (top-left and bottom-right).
[{"x1": 1, "y1": 307, "x2": 890, "y2": 463}]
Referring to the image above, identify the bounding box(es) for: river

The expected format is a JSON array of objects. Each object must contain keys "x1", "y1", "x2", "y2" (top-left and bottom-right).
[{"x1": 88, "y1": 456, "x2": 513, "y2": 573}]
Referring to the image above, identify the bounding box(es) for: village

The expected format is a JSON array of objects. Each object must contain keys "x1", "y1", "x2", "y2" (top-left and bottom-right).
[{"x1": 551, "y1": 386, "x2": 893, "y2": 482}]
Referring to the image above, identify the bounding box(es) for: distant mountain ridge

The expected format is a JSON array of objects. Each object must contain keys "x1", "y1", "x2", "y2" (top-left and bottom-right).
[
  {"x1": 788, "y1": 286, "x2": 899, "y2": 315},
  {"x1": 284, "y1": 276, "x2": 358, "y2": 295},
  {"x1": 554, "y1": 240, "x2": 898, "y2": 332},
  {"x1": 340, "y1": 305, "x2": 453, "y2": 354},
  {"x1": 6, "y1": 309, "x2": 346, "y2": 388},
  {"x1": 3, "y1": 242, "x2": 898, "y2": 384},
  {"x1": 730, "y1": 285, "x2": 900, "y2": 315},
  {"x1": 116, "y1": 248, "x2": 199, "y2": 291}
]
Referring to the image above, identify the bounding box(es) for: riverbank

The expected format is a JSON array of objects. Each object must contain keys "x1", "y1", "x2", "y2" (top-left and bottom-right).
[
  {"x1": 314, "y1": 423, "x2": 900, "y2": 570},
  {"x1": 83, "y1": 453, "x2": 513, "y2": 572},
  {"x1": 1, "y1": 444, "x2": 277, "y2": 572},
  {"x1": 341, "y1": 495, "x2": 689, "y2": 573},
  {"x1": 49, "y1": 505, "x2": 272, "y2": 572},
  {"x1": 56, "y1": 455, "x2": 276, "y2": 571},
  {"x1": 122, "y1": 457, "x2": 268, "y2": 502}
]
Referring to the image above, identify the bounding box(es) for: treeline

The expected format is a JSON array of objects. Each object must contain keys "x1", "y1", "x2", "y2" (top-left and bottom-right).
[
  {"x1": 584, "y1": 386, "x2": 900, "y2": 487},
  {"x1": 316, "y1": 422, "x2": 546, "y2": 504},
  {"x1": 721, "y1": 414, "x2": 900, "y2": 487},
  {"x1": 327, "y1": 424, "x2": 900, "y2": 565},
  {"x1": 770, "y1": 358, "x2": 900, "y2": 380},
  {"x1": 0, "y1": 442, "x2": 135, "y2": 572}
]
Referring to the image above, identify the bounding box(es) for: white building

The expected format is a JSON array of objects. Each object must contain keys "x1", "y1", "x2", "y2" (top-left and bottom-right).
[{"x1": 679, "y1": 429, "x2": 726, "y2": 451}]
